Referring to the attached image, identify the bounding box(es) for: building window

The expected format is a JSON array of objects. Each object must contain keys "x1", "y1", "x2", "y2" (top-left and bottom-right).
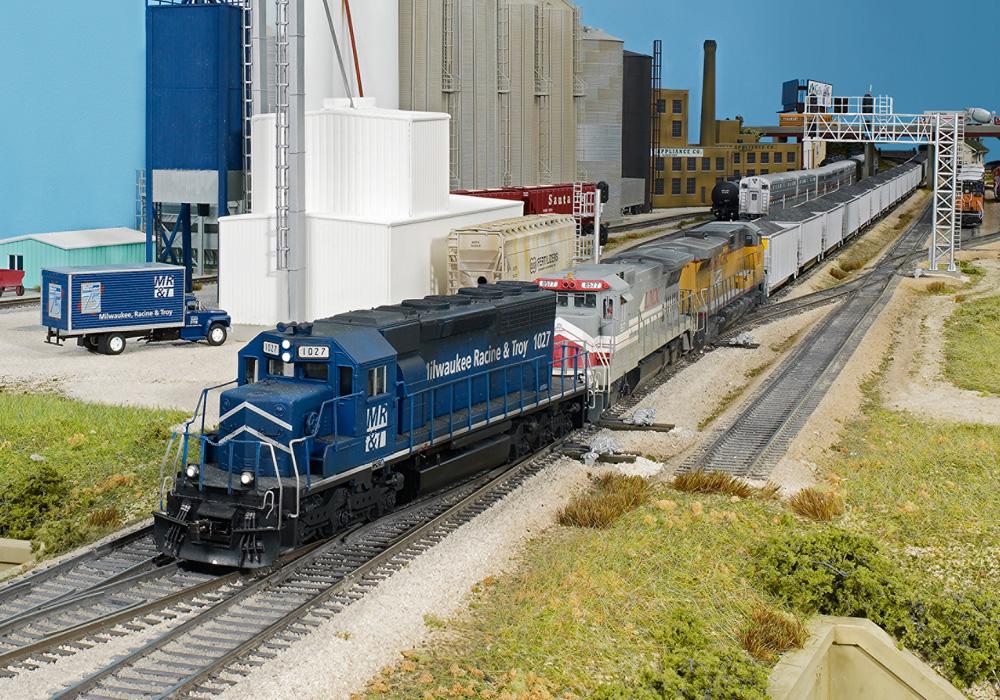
[
  {"x1": 733, "y1": 170, "x2": 740, "y2": 179},
  {"x1": 788, "y1": 151, "x2": 796, "y2": 164},
  {"x1": 671, "y1": 178, "x2": 681, "y2": 195},
  {"x1": 747, "y1": 152, "x2": 756, "y2": 164},
  {"x1": 686, "y1": 177, "x2": 696, "y2": 195},
  {"x1": 716, "y1": 157, "x2": 725, "y2": 171},
  {"x1": 672, "y1": 157, "x2": 682, "y2": 172},
  {"x1": 654, "y1": 178, "x2": 665, "y2": 195},
  {"x1": 7, "y1": 254, "x2": 23, "y2": 271},
  {"x1": 774, "y1": 152, "x2": 783, "y2": 164},
  {"x1": 716, "y1": 176, "x2": 724, "y2": 183},
  {"x1": 733, "y1": 152, "x2": 741, "y2": 164},
  {"x1": 761, "y1": 169, "x2": 769, "y2": 175},
  {"x1": 761, "y1": 152, "x2": 769, "y2": 164},
  {"x1": 747, "y1": 169, "x2": 755, "y2": 177},
  {"x1": 672, "y1": 99, "x2": 682, "y2": 114},
  {"x1": 657, "y1": 98, "x2": 666, "y2": 114},
  {"x1": 655, "y1": 156, "x2": 665, "y2": 172},
  {"x1": 672, "y1": 121, "x2": 682, "y2": 138},
  {"x1": 702, "y1": 157, "x2": 711, "y2": 171},
  {"x1": 686, "y1": 157, "x2": 696, "y2": 171}
]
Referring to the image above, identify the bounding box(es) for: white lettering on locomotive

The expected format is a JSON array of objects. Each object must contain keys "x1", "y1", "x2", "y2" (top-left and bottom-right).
[
  {"x1": 367, "y1": 405, "x2": 388, "y2": 432},
  {"x1": 262, "y1": 340, "x2": 280, "y2": 356}
]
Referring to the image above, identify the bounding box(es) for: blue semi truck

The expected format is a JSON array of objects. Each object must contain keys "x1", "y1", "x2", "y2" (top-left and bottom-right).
[{"x1": 41, "y1": 263, "x2": 231, "y2": 355}]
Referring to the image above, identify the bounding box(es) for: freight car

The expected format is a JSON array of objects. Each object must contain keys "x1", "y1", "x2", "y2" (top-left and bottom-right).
[
  {"x1": 453, "y1": 182, "x2": 611, "y2": 245},
  {"x1": 710, "y1": 180, "x2": 740, "y2": 220},
  {"x1": 153, "y1": 159, "x2": 925, "y2": 568}
]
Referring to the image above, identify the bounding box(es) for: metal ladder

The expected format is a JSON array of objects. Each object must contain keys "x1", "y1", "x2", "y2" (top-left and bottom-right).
[
  {"x1": 241, "y1": 0, "x2": 254, "y2": 213},
  {"x1": 274, "y1": 0, "x2": 290, "y2": 270}
]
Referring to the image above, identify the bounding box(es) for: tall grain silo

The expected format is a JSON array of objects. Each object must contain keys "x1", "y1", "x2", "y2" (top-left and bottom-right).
[
  {"x1": 578, "y1": 25, "x2": 623, "y2": 224},
  {"x1": 399, "y1": 0, "x2": 580, "y2": 190}
]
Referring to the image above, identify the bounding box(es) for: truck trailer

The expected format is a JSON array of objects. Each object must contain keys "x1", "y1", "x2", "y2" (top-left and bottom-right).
[{"x1": 41, "y1": 263, "x2": 230, "y2": 355}]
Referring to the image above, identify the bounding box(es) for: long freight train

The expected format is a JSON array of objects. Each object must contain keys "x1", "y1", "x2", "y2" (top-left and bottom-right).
[{"x1": 153, "y1": 158, "x2": 924, "y2": 568}]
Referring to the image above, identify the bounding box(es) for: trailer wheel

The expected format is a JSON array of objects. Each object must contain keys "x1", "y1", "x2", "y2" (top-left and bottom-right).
[
  {"x1": 84, "y1": 335, "x2": 101, "y2": 353},
  {"x1": 206, "y1": 323, "x2": 228, "y2": 346},
  {"x1": 16, "y1": 286, "x2": 24, "y2": 296},
  {"x1": 103, "y1": 333, "x2": 126, "y2": 355}
]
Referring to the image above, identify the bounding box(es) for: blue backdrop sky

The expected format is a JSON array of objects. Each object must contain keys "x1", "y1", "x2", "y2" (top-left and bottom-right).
[{"x1": 579, "y1": 0, "x2": 999, "y2": 158}]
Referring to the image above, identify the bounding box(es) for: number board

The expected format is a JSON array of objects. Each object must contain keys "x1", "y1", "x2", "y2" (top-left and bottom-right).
[
  {"x1": 297, "y1": 345, "x2": 330, "y2": 360},
  {"x1": 262, "y1": 340, "x2": 280, "y2": 356}
]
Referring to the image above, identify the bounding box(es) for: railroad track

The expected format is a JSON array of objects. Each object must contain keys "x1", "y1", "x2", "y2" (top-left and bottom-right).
[
  {"x1": 2, "y1": 441, "x2": 580, "y2": 699},
  {"x1": 681, "y1": 202, "x2": 935, "y2": 479},
  {"x1": 0, "y1": 527, "x2": 160, "y2": 622}
]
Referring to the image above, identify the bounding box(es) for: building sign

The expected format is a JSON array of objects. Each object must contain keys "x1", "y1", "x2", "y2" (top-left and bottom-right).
[
  {"x1": 806, "y1": 80, "x2": 833, "y2": 110},
  {"x1": 732, "y1": 143, "x2": 779, "y2": 151},
  {"x1": 653, "y1": 147, "x2": 704, "y2": 157}
]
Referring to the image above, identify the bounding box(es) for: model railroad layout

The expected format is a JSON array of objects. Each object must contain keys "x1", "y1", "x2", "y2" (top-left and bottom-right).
[{"x1": 3, "y1": 162, "x2": 971, "y2": 698}]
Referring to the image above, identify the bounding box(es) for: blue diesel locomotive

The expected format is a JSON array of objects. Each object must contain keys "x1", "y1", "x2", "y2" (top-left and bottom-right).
[{"x1": 154, "y1": 282, "x2": 589, "y2": 567}]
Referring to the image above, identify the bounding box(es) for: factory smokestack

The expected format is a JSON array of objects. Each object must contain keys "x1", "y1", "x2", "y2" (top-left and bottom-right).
[{"x1": 700, "y1": 39, "x2": 717, "y2": 147}]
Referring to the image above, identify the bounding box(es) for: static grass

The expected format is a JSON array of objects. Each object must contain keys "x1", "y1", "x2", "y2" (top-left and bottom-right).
[
  {"x1": 829, "y1": 400, "x2": 1000, "y2": 591},
  {"x1": 367, "y1": 494, "x2": 798, "y2": 700},
  {"x1": 0, "y1": 389, "x2": 187, "y2": 551},
  {"x1": 740, "y1": 604, "x2": 808, "y2": 662},
  {"x1": 944, "y1": 294, "x2": 1000, "y2": 396}
]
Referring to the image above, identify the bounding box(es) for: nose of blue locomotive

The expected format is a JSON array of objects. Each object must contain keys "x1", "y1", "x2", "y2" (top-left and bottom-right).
[{"x1": 215, "y1": 379, "x2": 334, "y2": 478}]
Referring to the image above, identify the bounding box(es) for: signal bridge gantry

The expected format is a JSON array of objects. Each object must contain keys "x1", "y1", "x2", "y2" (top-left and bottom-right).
[{"x1": 803, "y1": 95, "x2": 963, "y2": 273}]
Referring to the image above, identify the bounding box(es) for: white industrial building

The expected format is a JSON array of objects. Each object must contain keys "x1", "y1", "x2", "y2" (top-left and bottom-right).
[{"x1": 219, "y1": 99, "x2": 522, "y2": 326}]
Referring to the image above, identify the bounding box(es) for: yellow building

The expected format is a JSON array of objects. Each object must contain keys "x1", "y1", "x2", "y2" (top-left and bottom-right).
[{"x1": 651, "y1": 88, "x2": 803, "y2": 208}]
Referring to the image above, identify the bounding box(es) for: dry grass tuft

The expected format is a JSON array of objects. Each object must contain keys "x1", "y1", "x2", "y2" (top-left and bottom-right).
[
  {"x1": 954, "y1": 293, "x2": 966, "y2": 303},
  {"x1": 925, "y1": 280, "x2": 948, "y2": 293},
  {"x1": 829, "y1": 267, "x2": 849, "y2": 280},
  {"x1": 86, "y1": 505, "x2": 123, "y2": 529},
  {"x1": 671, "y1": 469, "x2": 779, "y2": 500},
  {"x1": 839, "y1": 257, "x2": 866, "y2": 273},
  {"x1": 740, "y1": 604, "x2": 808, "y2": 661},
  {"x1": 788, "y1": 487, "x2": 845, "y2": 521},
  {"x1": 558, "y1": 474, "x2": 652, "y2": 529}
]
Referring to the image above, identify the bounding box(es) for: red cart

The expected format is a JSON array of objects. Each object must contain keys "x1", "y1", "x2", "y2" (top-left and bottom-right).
[{"x1": 0, "y1": 269, "x2": 25, "y2": 297}]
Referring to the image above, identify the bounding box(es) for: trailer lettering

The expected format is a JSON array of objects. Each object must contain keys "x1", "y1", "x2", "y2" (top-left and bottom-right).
[{"x1": 153, "y1": 275, "x2": 176, "y2": 299}]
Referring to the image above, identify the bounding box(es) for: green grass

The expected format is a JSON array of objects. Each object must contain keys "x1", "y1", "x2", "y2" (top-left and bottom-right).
[
  {"x1": 944, "y1": 294, "x2": 1000, "y2": 396},
  {"x1": 0, "y1": 389, "x2": 187, "y2": 555}
]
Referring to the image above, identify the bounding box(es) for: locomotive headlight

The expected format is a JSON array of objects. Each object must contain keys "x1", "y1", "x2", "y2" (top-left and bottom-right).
[
  {"x1": 185, "y1": 464, "x2": 199, "y2": 479},
  {"x1": 281, "y1": 352, "x2": 291, "y2": 362},
  {"x1": 281, "y1": 339, "x2": 291, "y2": 350},
  {"x1": 240, "y1": 471, "x2": 255, "y2": 486}
]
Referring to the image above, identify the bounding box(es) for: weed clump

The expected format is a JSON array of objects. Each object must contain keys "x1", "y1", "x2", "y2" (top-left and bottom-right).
[
  {"x1": 787, "y1": 488, "x2": 845, "y2": 521},
  {"x1": 594, "y1": 608, "x2": 769, "y2": 700},
  {"x1": 0, "y1": 465, "x2": 70, "y2": 539},
  {"x1": 671, "y1": 470, "x2": 778, "y2": 500},
  {"x1": 839, "y1": 257, "x2": 865, "y2": 273},
  {"x1": 925, "y1": 280, "x2": 950, "y2": 293},
  {"x1": 558, "y1": 474, "x2": 651, "y2": 529},
  {"x1": 740, "y1": 605, "x2": 808, "y2": 662},
  {"x1": 828, "y1": 266, "x2": 849, "y2": 280},
  {"x1": 31, "y1": 519, "x2": 94, "y2": 555},
  {"x1": 752, "y1": 529, "x2": 1000, "y2": 688}
]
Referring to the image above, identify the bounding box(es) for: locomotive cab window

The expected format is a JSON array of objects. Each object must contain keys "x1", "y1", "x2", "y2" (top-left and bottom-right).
[
  {"x1": 368, "y1": 365, "x2": 387, "y2": 396},
  {"x1": 339, "y1": 366, "x2": 354, "y2": 396},
  {"x1": 556, "y1": 293, "x2": 568, "y2": 307},
  {"x1": 268, "y1": 359, "x2": 294, "y2": 378},
  {"x1": 300, "y1": 362, "x2": 328, "y2": 381},
  {"x1": 244, "y1": 357, "x2": 257, "y2": 384},
  {"x1": 574, "y1": 293, "x2": 597, "y2": 308},
  {"x1": 602, "y1": 297, "x2": 614, "y2": 320}
]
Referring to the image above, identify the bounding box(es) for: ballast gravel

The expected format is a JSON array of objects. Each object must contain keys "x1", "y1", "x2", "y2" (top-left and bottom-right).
[{"x1": 210, "y1": 459, "x2": 595, "y2": 700}]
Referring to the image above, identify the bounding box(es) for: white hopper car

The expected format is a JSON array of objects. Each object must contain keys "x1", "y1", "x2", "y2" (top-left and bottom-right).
[{"x1": 756, "y1": 157, "x2": 925, "y2": 295}]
